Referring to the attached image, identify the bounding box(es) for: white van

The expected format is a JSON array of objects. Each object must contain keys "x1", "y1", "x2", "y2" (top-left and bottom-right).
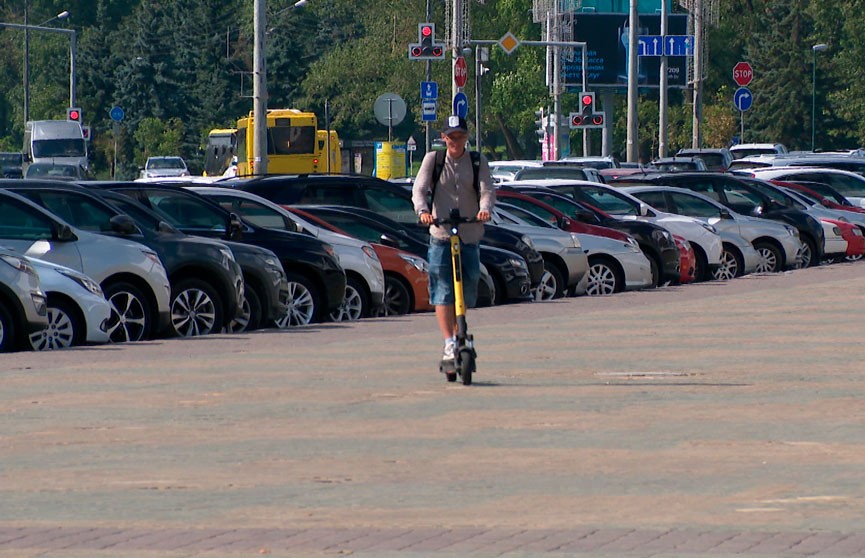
[{"x1": 23, "y1": 120, "x2": 88, "y2": 171}]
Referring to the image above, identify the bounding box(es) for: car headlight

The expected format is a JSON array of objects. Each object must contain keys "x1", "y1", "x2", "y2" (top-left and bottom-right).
[
  {"x1": 519, "y1": 234, "x2": 535, "y2": 250},
  {"x1": 569, "y1": 233, "x2": 582, "y2": 249},
  {"x1": 626, "y1": 236, "x2": 641, "y2": 251},
  {"x1": 399, "y1": 253, "x2": 429, "y2": 274},
  {"x1": 58, "y1": 268, "x2": 103, "y2": 296},
  {"x1": 508, "y1": 257, "x2": 526, "y2": 269},
  {"x1": 0, "y1": 254, "x2": 37, "y2": 277},
  {"x1": 141, "y1": 248, "x2": 163, "y2": 268},
  {"x1": 831, "y1": 226, "x2": 842, "y2": 237},
  {"x1": 361, "y1": 245, "x2": 379, "y2": 262},
  {"x1": 784, "y1": 225, "x2": 798, "y2": 236},
  {"x1": 652, "y1": 228, "x2": 675, "y2": 247},
  {"x1": 219, "y1": 248, "x2": 236, "y2": 271},
  {"x1": 261, "y1": 256, "x2": 285, "y2": 285},
  {"x1": 700, "y1": 222, "x2": 719, "y2": 235},
  {"x1": 853, "y1": 227, "x2": 864, "y2": 237}
]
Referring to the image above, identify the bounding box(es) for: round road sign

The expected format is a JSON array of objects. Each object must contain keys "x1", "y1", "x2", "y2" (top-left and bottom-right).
[
  {"x1": 454, "y1": 56, "x2": 468, "y2": 88},
  {"x1": 373, "y1": 93, "x2": 406, "y2": 127},
  {"x1": 109, "y1": 106, "x2": 125, "y2": 122},
  {"x1": 733, "y1": 62, "x2": 753, "y2": 87}
]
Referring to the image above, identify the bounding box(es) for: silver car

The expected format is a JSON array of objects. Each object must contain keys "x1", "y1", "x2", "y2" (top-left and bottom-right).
[
  {"x1": 0, "y1": 189, "x2": 171, "y2": 343},
  {"x1": 621, "y1": 185, "x2": 803, "y2": 274},
  {"x1": 26, "y1": 257, "x2": 111, "y2": 350},
  {"x1": 0, "y1": 245, "x2": 48, "y2": 352},
  {"x1": 488, "y1": 208, "x2": 589, "y2": 300},
  {"x1": 188, "y1": 186, "x2": 386, "y2": 321}
]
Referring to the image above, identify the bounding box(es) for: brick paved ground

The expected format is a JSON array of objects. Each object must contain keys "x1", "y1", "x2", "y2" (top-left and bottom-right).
[{"x1": 1, "y1": 263, "x2": 865, "y2": 557}]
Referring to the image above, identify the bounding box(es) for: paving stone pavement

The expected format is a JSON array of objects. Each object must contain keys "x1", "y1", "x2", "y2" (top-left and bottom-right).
[{"x1": 1, "y1": 263, "x2": 865, "y2": 557}]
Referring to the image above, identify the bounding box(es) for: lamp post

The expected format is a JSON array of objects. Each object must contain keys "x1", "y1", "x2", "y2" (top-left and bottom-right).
[
  {"x1": 252, "y1": 0, "x2": 308, "y2": 175},
  {"x1": 1, "y1": 10, "x2": 74, "y2": 125},
  {"x1": 811, "y1": 43, "x2": 828, "y2": 152}
]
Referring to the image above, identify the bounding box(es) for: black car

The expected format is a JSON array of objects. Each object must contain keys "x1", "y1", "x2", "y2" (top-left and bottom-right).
[
  {"x1": 610, "y1": 172, "x2": 825, "y2": 268},
  {"x1": 2, "y1": 180, "x2": 249, "y2": 336},
  {"x1": 94, "y1": 189, "x2": 288, "y2": 332},
  {"x1": 296, "y1": 205, "x2": 534, "y2": 305},
  {"x1": 225, "y1": 172, "x2": 546, "y2": 287},
  {"x1": 85, "y1": 182, "x2": 346, "y2": 326},
  {"x1": 499, "y1": 185, "x2": 681, "y2": 285}
]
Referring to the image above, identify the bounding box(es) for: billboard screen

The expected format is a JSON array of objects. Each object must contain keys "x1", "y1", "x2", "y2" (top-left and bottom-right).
[{"x1": 563, "y1": 14, "x2": 690, "y2": 89}]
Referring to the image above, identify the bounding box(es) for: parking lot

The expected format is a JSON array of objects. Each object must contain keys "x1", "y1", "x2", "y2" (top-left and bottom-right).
[{"x1": 2, "y1": 262, "x2": 865, "y2": 557}]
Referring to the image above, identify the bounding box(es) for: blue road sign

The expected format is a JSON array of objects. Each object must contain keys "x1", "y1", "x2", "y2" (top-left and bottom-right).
[
  {"x1": 664, "y1": 35, "x2": 694, "y2": 57},
  {"x1": 421, "y1": 100, "x2": 437, "y2": 122},
  {"x1": 453, "y1": 92, "x2": 468, "y2": 119},
  {"x1": 109, "y1": 106, "x2": 125, "y2": 122},
  {"x1": 734, "y1": 86, "x2": 753, "y2": 112},
  {"x1": 421, "y1": 81, "x2": 438, "y2": 100},
  {"x1": 638, "y1": 35, "x2": 663, "y2": 57}
]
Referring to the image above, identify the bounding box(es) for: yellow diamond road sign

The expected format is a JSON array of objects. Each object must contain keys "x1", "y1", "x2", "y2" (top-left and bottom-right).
[{"x1": 499, "y1": 32, "x2": 520, "y2": 55}]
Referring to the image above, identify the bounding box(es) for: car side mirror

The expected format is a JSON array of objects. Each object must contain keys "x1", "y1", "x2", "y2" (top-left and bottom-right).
[
  {"x1": 379, "y1": 233, "x2": 400, "y2": 248},
  {"x1": 719, "y1": 208, "x2": 734, "y2": 220},
  {"x1": 821, "y1": 199, "x2": 833, "y2": 207},
  {"x1": 228, "y1": 212, "x2": 244, "y2": 240},
  {"x1": 574, "y1": 210, "x2": 598, "y2": 224},
  {"x1": 638, "y1": 202, "x2": 653, "y2": 217},
  {"x1": 157, "y1": 220, "x2": 177, "y2": 234},
  {"x1": 53, "y1": 222, "x2": 77, "y2": 242},
  {"x1": 109, "y1": 214, "x2": 140, "y2": 235}
]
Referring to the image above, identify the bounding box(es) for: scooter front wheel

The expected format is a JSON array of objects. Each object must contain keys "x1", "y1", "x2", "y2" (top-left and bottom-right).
[{"x1": 458, "y1": 349, "x2": 474, "y2": 385}]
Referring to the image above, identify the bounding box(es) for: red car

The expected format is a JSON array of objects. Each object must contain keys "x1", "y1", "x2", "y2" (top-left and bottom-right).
[
  {"x1": 770, "y1": 180, "x2": 865, "y2": 216},
  {"x1": 823, "y1": 218, "x2": 865, "y2": 259},
  {"x1": 285, "y1": 207, "x2": 431, "y2": 314}
]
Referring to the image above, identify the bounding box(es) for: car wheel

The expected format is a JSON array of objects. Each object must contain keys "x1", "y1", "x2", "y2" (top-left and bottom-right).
[
  {"x1": 228, "y1": 285, "x2": 262, "y2": 333},
  {"x1": 29, "y1": 299, "x2": 83, "y2": 351},
  {"x1": 800, "y1": 236, "x2": 817, "y2": 268},
  {"x1": 754, "y1": 241, "x2": 783, "y2": 273},
  {"x1": 585, "y1": 257, "x2": 620, "y2": 296},
  {"x1": 845, "y1": 254, "x2": 863, "y2": 262},
  {"x1": 380, "y1": 274, "x2": 412, "y2": 316},
  {"x1": 534, "y1": 260, "x2": 564, "y2": 301},
  {"x1": 491, "y1": 273, "x2": 506, "y2": 306},
  {"x1": 274, "y1": 272, "x2": 318, "y2": 328},
  {"x1": 0, "y1": 303, "x2": 18, "y2": 353},
  {"x1": 648, "y1": 255, "x2": 660, "y2": 288},
  {"x1": 713, "y1": 246, "x2": 742, "y2": 281},
  {"x1": 330, "y1": 276, "x2": 368, "y2": 322},
  {"x1": 170, "y1": 279, "x2": 223, "y2": 337},
  {"x1": 103, "y1": 281, "x2": 152, "y2": 343}
]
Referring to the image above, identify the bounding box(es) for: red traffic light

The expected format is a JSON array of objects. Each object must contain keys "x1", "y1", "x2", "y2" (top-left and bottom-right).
[
  {"x1": 421, "y1": 25, "x2": 433, "y2": 37},
  {"x1": 66, "y1": 107, "x2": 82, "y2": 122},
  {"x1": 581, "y1": 94, "x2": 593, "y2": 107}
]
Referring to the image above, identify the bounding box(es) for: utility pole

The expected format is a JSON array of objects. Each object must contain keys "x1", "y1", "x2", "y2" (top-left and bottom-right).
[
  {"x1": 626, "y1": 0, "x2": 638, "y2": 163},
  {"x1": 658, "y1": 0, "x2": 669, "y2": 158},
  {"x1": 252, "y1": 0, "x2": 268, "y2": 175},
  {"x1": 691, "y1": 0, "x2": 703, "y2": 148}
]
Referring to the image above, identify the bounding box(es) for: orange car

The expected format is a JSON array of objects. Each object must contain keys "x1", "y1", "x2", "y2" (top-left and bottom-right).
[
  {"x1": 672, "y1": 234, "x2": 696, "y2": 284},
  {"x1": 285, "y1": 207, "x2": 431, "y2": 314}
]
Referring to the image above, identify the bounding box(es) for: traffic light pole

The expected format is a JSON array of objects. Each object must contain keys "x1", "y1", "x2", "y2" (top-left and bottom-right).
[{"x1": 425, "y1": 0, "x2": 432, "y2": 154}]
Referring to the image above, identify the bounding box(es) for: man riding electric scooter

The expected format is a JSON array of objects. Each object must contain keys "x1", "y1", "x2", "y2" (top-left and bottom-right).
[{"x1": 412, "y1": 115, "x2": 495, "y2": 383}]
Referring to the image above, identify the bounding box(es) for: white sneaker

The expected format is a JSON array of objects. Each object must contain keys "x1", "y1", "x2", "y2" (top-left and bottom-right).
[{"x1": 441, "y1": 339, "x2": 455, "y2": 362}]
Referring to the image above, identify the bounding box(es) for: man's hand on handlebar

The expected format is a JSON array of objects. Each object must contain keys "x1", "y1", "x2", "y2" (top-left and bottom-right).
[
  {"x1": 419, "y1": 212, "x2": 435, "y2": 225},
  {"x1": 476, "y1": 209, "x2": 491, "y2": 223}
]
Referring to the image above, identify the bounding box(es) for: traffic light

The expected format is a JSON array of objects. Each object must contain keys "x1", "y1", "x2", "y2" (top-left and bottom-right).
[
  {"x1": 408, "y1": 23, "x2": 445, "y2": 60},
  {"x1": 66, "y1": 107, "x2": 82, "y2": 123},
  {"x1": 569, "y1": 92, "x2": 604, "y2": 129},
  {"x1": 534, "y1": 107, "x2": 548, "y2": 141}
]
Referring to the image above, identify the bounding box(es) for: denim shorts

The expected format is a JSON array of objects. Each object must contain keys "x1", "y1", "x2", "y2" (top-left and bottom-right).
[{"x1": 428, "y1": 238, "x2": 481, "y2": 307}]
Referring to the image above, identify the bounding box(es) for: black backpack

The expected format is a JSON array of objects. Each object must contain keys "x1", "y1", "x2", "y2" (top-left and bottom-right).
[{"x1": 429, "y1": 149, "x2": 482, "y2": 204}]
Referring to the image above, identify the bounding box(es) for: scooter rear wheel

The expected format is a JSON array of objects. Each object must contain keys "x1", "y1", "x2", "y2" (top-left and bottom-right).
[{"x1": 458, "y1": 349, "x2": 474, "y2": 385}]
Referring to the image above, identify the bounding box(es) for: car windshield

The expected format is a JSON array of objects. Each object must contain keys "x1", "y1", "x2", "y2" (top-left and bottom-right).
[{"x1": 148, "y1": 158, "x2": 185, "y2": 169}]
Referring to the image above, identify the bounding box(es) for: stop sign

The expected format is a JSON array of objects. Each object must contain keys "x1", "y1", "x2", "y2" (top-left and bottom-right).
[
  {"x1": 733, "y1": 61, "x2": 753, "y2": 87},
  {"x1": 454, "y1": 56, "x2": 468, "y2": 88}
]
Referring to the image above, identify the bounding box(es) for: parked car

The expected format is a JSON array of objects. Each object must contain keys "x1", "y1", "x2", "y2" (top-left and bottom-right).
[
  {"x1": 729, "y1": 143, "x2": 788, "y2": 159},
  {"x1": 139, "y1": 156, "x2": 190, "y2": 179},
  {"x1": 675, "y1": 148, "x2": 734, "y2": 172},
  {"x1": 620, "y1": 185, "x2": 804, "y2": 275},
  {"x1": 557, "y1": 156, "x2": 621, "y2": 169},
  {"x1": 91, "y1": 189, "x2": 286, "y2": 332},
  {"x1": 26, "y1": 257, "x2": 111, "y2": 350},
  {"x1": 86, "y1": 182, "x2": 345, "y2": 327},
  {"x1": 774, "y1": 180, "x2": 865, "y2": 216},
  {"x1": 493, "y1": 206, "x2": 653, "y2": 296},
  {"x1": 610, "y1": 172, "x2": 820, "y2": 270},
  {"x1": 746, "y1": 167, "x2": 865, "y2": 208},
  {"x1": 507, "y1": 180, "x2": 724, "y2": 281},
  {"x1": 187, "y1": 186, "x2": 386, "y2": 321},
  {"x1": 487, "y1": 160, "x2": 543, "y2": 182},
  {"x1": 294, "y1": 205, "x2": 532, "y2": 305},
  {"x1": 24, "y1": 162, "x2": 89, "y2": 181},
  {"x1": 286, "y1": 206, "x2": 432, "y2": 315},
  {"x1": 649, "y1": 157, "x2": 708, "y2": 173},
  {"x1": 0, "y1": 245, "x2": 48, "y2": 352},
  {"x1": 0, "y1": 152, "x2": 24, "y2": 178},
  {"x1": 0, "y1": 188, "x2": 171, "y2": 342},
  {"x1": 765, "y1": 154, "x2": 865, "y2": 176},
  {"x1": 3, "y1": 181, "x2": 248, "y2": 337}
]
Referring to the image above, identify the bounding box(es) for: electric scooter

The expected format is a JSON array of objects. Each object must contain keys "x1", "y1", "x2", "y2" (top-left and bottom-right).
[{"x1": 433, "y1": 209, "x2": 478, "y2": 385}]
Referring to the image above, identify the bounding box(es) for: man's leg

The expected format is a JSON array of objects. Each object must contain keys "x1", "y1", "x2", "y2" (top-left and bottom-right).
[{"x1": 435, "y1": 304, "x2": 456, "y2": 340}]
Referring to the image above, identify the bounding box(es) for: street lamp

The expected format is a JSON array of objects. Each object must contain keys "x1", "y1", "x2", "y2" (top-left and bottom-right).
[
  {"x1": 0, "y1": 9, "x2": 74, "y2": 125},
  {"x1": 811, "y1": 43, "x2": 828, "y2": 152},
  {"x1": 252, "y1": 0, "x2": 309, "y2": 175}
]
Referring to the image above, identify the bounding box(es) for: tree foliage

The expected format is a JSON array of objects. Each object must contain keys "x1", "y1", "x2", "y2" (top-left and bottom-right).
[{"x1": 1, "y1": 0, "x2": 865, "y2": 176}]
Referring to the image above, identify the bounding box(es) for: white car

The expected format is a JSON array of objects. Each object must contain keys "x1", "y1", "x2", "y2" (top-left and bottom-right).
[
  {"x1": 508, "y1": 179, "x2": 724, "y2": 281},
  {"x1": 139, "y1": 156, "x2": 190, "y2": 179},
  {"x1": 620, "y1": 185, "x2": 804, "y2": 274},
  {"x1": 187, "y1": 186, "x2": 386, "y2": 321},
  {"x1": 0, "y1": 189, "x2": 172, "y2": 343},
  {"x1": 26, "y1": 257, "x2": 111, "y2": 350},
  {"x1": 487, "y1": 160, "x2": 543, "y2": 182},
  {"x1": 729, "y1": 142, "x2": 788, "y2": 159},
  {"x1": 0, "y1": 245, "x2": 47, "y2": 352},
  {"x1": 746, "y1": 166, "x2": 865, "y2": 208}
]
